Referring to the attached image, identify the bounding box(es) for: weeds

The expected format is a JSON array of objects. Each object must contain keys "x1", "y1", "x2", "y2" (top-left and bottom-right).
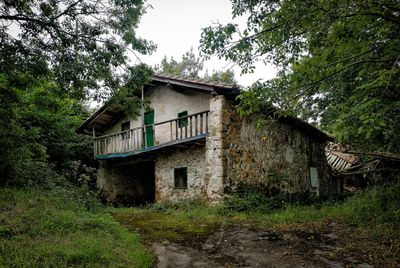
[{"x1": 0, "y1": 187, "x2": 152, "y2": 267}]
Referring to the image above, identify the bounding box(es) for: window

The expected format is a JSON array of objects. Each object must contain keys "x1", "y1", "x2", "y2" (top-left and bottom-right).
[
  {"x1": 178, "y1": 111, "x2": 188, "y2": 128},
  {"x1": 174, "y1": 167, "x2": 188, "y2": 189},
  {"x1": 121, "y1": 121, "x2": 130, "y2": 131},
  {"x1": 121, "y1": 121, "x2": 130, "y2": 140}
]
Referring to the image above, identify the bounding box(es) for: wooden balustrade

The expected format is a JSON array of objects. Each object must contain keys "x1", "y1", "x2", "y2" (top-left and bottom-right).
[{"x1": 94, "y1": 110, "x2": 209, "y2": 156}]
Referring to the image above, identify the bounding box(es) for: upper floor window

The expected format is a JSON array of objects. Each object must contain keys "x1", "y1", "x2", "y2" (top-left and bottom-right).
[
  {"x1": 121, "y1": 121, "x2": 130, "y2": 131},
  {"x1": 121, "y1": 121, "x2": 130, "y2": 139},
  {"x1": 178, "y1": 111, "x2": 188, "y2": 128}
]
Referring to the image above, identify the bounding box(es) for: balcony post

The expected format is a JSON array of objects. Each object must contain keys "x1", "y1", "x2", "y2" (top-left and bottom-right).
[{"x1": 92, "y1": 125, "x2": 96, "y2": 157}]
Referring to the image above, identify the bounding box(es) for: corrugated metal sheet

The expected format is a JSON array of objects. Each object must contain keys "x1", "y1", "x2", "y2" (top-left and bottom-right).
[{"x1": 326, "y1": 150, "x2": 358, "y2": 172}]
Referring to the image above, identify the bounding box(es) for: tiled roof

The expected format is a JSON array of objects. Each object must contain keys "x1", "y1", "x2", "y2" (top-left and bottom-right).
[{"x1": 153, "y1": 74, "x2": 238, "y2": 90}]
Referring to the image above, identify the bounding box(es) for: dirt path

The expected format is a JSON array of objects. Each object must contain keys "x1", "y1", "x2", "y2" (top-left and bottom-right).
[
  {"x1": 149, "y1": 223, "x2": 374, "y2": 268},
  {"x1": 112, "y1": 210, "x2": 382, "y2": 267}
]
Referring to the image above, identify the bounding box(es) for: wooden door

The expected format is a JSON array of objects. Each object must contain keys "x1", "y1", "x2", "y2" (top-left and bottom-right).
[{"x1": 144, "y1": 110, "x2": 154, "y2": 147}]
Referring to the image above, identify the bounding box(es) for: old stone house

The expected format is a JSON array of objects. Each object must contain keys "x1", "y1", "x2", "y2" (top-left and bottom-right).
[{"x1": 77, "y1": 74, "x2": 335, "y2": 204}]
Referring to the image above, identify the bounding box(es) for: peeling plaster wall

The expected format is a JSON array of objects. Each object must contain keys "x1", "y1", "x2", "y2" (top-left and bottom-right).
[
  {"x1": 103, "y1": 85, "x2": 211, "y2": 142},
  {"x1": 155, "y1": 146, "x2": 206, "y2": 201}
]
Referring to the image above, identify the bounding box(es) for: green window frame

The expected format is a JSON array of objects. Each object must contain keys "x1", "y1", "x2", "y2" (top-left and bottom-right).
[
  {"x1": 174, "y1": 167, "x2": 188, "y2": 189},
  {"x1": 178, "y1": 111, "x2": 188, "y2": 128}
]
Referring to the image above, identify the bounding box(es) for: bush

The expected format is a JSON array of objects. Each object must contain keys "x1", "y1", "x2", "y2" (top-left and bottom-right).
[
  {"x1": 343, "y1": 180, "x2": 400, "y2": 226},
  {"x1": 223, "y1": 184, "x2": 321, "y2": 213}
]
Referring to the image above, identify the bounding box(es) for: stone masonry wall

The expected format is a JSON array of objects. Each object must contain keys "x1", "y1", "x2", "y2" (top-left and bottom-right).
[
  {"x1": 219, "y1": 98, "x2": 330, "y2": 195},
  {"x1": 155, "y1": 146, "x2": 206, "y2": 201},
  {"x1": 205, "y1": 95, "x2": 230, "y2": 200}
]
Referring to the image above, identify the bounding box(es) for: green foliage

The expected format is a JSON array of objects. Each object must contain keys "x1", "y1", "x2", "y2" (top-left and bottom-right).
[
  {"x1": 0, "y1": 187, "x2": 151, "y2": 267},
  {"x1": 155, "y1": 48, "x2": 205, "y2": 79},
  {"x1": 223, "y1": 184, "x2": 322, "y2": 213},
  {"x1": 0, "y1": 0, "x2": 155, "y2": 100},
  {"x1": 127, "y1": 179, "x2": 400, "y2": 229},
  {"x1": 201, "y1": 0, "x2": 400, "y2": 153},
  {"x1": 205, "y1": 69, "x2": 237, "y2": 84},
  {"x1": 0, "y1": 69, "x2": 92, "y2": 186},
  {"x1": 155, "y1": 48, "x2": 237, "y2": 83},
  {"x1": 108, "y1": 64, "x2": 154, "y2": 117},
  {"x1": 0, "y1": 0, "x2": 157, "y2": 186},
  {"x1": 339, "y1": 181, "x2": 400, "y2": 226}
]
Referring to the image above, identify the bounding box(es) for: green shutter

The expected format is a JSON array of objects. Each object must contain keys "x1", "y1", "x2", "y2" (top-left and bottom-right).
[{"x1": 144, "y1": 110, "x2": 154, "y2": 147}]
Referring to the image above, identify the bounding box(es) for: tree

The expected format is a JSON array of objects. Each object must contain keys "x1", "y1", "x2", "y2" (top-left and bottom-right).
[
  {"x1": 0, "y1": 0, "x2": 155, "y2": 100},
  {"x1": 155, "y1": 48, "x2": 204, "y2": 79},
  {"x1": 0, "y1": 0, "x2": 155, "y2": 185},
  {"x1": 200, "y1": 0, "x2": 400, "y2": 153},
  {"x1": 0, "y1": 69, "x2": 93, "y2": 186},
  {"x1": 155, "y1": 48, "x2": 237, "y2": 84},
  {"x1": 205, "y1": 69, "x2": 236, "y2": 84}
]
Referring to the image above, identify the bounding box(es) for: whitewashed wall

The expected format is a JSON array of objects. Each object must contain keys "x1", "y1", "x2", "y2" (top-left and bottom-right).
[{"x1": 103, "y1": 85, "x2": 211, "y2": 146}]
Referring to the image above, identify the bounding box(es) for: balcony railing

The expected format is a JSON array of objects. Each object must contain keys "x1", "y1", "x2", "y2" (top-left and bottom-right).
[{"x1": 94, "y1": 110, "x2": 209, "y2": 156}]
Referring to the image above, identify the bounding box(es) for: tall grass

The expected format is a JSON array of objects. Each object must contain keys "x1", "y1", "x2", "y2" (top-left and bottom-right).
[
  {"x1": 139, "y1": 181, "x2": 400, "y2": 229},
  {"x1": 0, "y1": 187, "x2": 152, "y2": 267}
]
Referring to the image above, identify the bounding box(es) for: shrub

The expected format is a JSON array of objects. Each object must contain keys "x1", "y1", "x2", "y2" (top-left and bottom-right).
[{"x1": 223, "y1": 184, "x2": 322, "y2": 213}]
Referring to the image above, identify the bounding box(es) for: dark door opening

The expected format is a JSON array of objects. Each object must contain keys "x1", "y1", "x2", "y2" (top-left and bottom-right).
[
  {"x1": 140, "y1": 160, "x2": 155, "y2": 204},
  {"x1": 109, "y1": 160, "x2": 155, "y2": 206}
]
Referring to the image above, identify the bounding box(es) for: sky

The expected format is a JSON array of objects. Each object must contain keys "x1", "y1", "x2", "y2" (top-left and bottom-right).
[{"x1": 134, "y1": 0, "x2": 277, "y2": 87}]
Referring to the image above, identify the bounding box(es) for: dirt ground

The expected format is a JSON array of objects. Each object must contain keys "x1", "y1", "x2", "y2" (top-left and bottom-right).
[
  {"x1": 143, "y1": 222, "x2": 375, "y2": 268},
  {"x1": 113, "y1": 208, "x2": 399, "y2": 267}
]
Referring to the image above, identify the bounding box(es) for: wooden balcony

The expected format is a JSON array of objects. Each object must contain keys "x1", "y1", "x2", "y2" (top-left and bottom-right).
[{"x1": 94, "y1": 110, "x2": 209, "y2": 158}]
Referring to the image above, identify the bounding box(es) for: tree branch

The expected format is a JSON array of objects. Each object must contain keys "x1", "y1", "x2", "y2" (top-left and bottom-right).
[{"x1": 52, "y1": 0, "x2": 84, "y2": 20}]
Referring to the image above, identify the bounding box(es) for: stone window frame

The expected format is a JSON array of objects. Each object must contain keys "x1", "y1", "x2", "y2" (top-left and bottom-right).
[{"x1": 174, "y1": 167, "x2": 188, "y2": 189}]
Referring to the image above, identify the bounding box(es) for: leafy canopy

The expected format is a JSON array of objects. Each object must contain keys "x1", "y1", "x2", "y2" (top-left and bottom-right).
[
  {"x1": 1, "y1": 0, "x2": 155, "y2": 100},
  {"x1": 0, "y1": 0, "x2": 155, "y2": 185},
  {"x1": 200, "y1": 0, "x2": 400, "y2": 153},
  {"x1": 155, "y1": 48, "x2": 237, "y2": 84}
]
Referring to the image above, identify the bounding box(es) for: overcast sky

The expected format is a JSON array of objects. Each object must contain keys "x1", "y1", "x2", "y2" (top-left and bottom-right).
[{"x1": 135, "y1": 0, "x2": 277, "y2": 87}]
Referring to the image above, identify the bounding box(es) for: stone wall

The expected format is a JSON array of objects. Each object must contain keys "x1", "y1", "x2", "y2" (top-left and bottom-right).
[
  {"x1": 155, "y1": 145, "x2": 206, "y2": 201},
  {"x1": 218, "y1": 97, "x2": 331, "y2": 195},
  {"x1": 204, "y1": 95, "x2": 230, "y2": 200}
]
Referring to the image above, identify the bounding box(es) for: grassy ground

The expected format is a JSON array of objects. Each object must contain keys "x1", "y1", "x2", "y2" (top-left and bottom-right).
[
  {"x1": 0, "y1": 187, "x2": 152, "y2": 268},
  {"x1": 1, "y1": 183, "x2": 399, "y2": 267}
]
